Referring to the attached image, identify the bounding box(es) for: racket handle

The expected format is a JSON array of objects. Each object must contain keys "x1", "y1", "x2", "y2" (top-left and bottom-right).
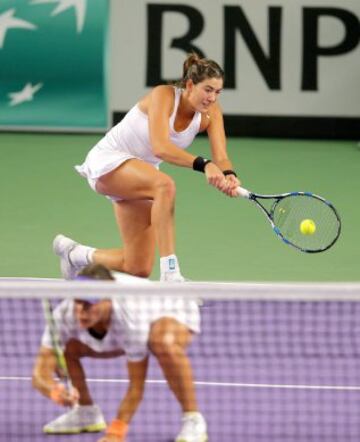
[{"x1": 236, "y1": 186, "x2": 251, "y2": 199}]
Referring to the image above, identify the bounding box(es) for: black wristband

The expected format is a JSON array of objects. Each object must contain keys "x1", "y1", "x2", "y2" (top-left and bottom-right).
[
  {"x1": 193, "y1": 156, "x2": 212, "y2": 173},
  {"x1": 223, "y1": 169, "x2": 237, "y2": 178}
]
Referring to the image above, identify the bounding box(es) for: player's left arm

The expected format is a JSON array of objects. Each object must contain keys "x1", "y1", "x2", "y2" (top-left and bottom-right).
[
  {"x1": 98, "y1": 357, "x2": 149, "y2": 442},
  {"x1": 32, "y1": 346, "x2": 59, "y2": 396},
  {"x1": 206, "y1": 102, "x2": 241, "y2": 196},
  {"x1": 32, "y1": 346, "x2": 79, "y2": 406}
]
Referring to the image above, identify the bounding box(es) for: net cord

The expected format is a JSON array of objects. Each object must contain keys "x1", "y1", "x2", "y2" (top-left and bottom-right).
[{"x1": 0, "y1": 280, "x2": 359, "y2": 301}]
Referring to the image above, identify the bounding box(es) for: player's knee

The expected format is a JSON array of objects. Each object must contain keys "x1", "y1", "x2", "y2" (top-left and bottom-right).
[
  {"x1": 124, "y1": 262, "x2": 152, "y2": 278},
  {"x1": 149, "y1": 331, "x2": 178, "y2": 357},
  {"x1": 154, "y1": 175, "x2": 176, "y2": 201}
]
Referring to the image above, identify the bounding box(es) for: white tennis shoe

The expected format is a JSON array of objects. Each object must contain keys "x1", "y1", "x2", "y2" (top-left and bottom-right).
[
  {"x1": 43, "y1": 404, "x2": 106, "y2": 434},
  {"x1": 175, "y1": 412, "x2": 208, "y2": 442},
  {"x1": 161, "y1": 272, "x2": 186, "y2": 283},
  {"x1": 53, "y1": 234, "x2": 81, "y2": 280}
]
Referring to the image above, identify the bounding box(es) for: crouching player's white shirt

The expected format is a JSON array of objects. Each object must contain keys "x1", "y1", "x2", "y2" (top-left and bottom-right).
[{"x1": 41, "y1": 275, "x2": 200, "y2": 362}]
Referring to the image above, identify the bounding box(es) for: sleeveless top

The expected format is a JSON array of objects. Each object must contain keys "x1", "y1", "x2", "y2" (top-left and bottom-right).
[{"x1": 75, "y1": 87, "x2": 202, "y2": 180}]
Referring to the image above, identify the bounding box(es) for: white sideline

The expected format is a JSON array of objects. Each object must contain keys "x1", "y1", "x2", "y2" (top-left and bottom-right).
[{"x1": 1, "y1": 376, "x2": 360, "y2": 391}]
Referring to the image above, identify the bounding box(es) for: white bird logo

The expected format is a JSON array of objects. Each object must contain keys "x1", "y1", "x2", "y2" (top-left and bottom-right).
[
  {"x1": 0, "y1": 9, "x2": 37, "y2": 49},
  {"x1": 8, "y1": 83, "x2": 43, "y2": 107},
  {"x1": 31, "y1": 0, "x2": 87, "y2": 33}
]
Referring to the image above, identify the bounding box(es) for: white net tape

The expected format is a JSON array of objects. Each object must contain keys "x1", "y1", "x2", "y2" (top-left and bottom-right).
[{"x1": 0, "y1": 276, "x2": 359, "y2": 301}]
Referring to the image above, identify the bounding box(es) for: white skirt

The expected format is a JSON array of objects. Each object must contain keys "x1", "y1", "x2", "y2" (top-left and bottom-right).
[{"x1": 75, "y1": 141, "x2": 159, "y2": 201}]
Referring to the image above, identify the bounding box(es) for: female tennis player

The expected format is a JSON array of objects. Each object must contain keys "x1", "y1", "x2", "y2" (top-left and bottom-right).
[
  {"x1": 32, "y1": 264, "x2": 207, "y2": 442},
  {"x1": 53, "y1": 52, "x2": 240, "y2": 282}
]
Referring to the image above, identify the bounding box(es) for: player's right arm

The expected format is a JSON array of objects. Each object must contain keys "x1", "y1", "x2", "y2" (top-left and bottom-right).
[
  {"x1": 147, "y1": 86, "x2": 228, "y2": 192},
  {"x1": 32, "y1": 346, "x2": 79, "y2": 406}
]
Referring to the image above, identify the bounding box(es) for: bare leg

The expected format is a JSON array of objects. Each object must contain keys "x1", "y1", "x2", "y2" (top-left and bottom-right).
[
  {"x1": 93, "y1": 199, "x2": 156, "y2": 277},
  {"x1": 62, "y1": 159, "x2": 181, "y2": 279},
  {"x1": 148, "y1": 177, "x2": 176, "y2": 258},
  {"x1": 95, "y1": 159, "x2": 177, "y2": 259},
  {"x1": 149, "y1": 318, "x2": 197, "y2": 412},
  {"x1": 92, "y1": 248, "x2": 125, "y2": 271}
]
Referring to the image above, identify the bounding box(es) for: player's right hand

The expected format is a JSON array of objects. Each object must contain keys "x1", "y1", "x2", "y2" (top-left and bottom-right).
[
  {"x1": 49, "y1": 383, "x2": 79, "y2": 406},
  {"x1": 204, "y1": 162, "x2": 228, "y2": 192},
  {"x1": 224, "y1": 173, "x2": 241, "y2": 197}
]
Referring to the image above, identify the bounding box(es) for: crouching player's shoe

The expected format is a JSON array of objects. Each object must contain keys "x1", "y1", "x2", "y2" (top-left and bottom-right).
[
  {"x1": 43, "y1": 404, "x2": 106, "y2": 434},
  {"x1": 175, "y1": 412, "x2": 208, "y2": 442}
]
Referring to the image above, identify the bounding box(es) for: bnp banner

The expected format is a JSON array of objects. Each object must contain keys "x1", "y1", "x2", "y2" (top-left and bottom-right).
[
  {"x1": 109, "y1": 0, "x2": 360, "y2": 139},
  {"x1": 0, "y1": 0, "x2": 108, "y2": 131}
]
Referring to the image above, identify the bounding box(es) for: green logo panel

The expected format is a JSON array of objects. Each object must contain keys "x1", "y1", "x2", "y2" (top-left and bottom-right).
[{"x1": 0, "y1": 0, "x2": 108, "y2": 130}]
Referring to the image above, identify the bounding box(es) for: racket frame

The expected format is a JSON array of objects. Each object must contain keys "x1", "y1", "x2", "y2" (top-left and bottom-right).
[
  {"x1": 238, "y1": 187, "x2": 341, "y2": 253},
  {"x1": 41, "y1": 298, "x2": 73, "y2": 391}
]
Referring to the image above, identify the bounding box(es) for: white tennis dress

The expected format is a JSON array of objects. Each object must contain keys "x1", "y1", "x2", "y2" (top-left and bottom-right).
[
  {"x1": 41, "y1": 280, "x2": 200, "y2": 362},
  {"x1": 75, "y1": 87, "x2": 201, "y2": 199}
]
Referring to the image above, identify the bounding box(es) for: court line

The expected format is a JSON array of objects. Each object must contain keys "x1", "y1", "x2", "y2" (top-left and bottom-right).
[{"x1": 1, "y1": 376, "x2": 360, "y2": 391}]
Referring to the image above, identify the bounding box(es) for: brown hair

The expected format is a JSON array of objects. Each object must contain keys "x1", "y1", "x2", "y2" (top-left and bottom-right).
[
  {"x1": 77, "y1": 263, "x2": 115, "y2": 281},
  {"x1": 176, "y1": 52, "x2": 224, "y2": 88}
]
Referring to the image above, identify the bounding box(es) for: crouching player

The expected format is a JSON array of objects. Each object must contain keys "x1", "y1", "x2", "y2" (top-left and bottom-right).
[{"x1": 32, "y1": 264, "x2": 207, "y2": 442}]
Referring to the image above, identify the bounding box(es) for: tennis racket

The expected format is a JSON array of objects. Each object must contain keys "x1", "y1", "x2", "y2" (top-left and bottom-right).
[
  {"x1": 41, "y1": 299, "x2": 73, "y2": 391},
  {"x1": 237, "y1": 187, "x2": 341, "y2": 253}
]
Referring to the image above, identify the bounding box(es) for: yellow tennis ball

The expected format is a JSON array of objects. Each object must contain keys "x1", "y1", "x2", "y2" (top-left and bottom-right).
[{"x1": 300, "y1": 219, "x2": 316, "y2": 235}]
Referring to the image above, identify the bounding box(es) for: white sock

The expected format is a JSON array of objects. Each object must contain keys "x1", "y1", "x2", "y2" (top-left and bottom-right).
[
  {"x1": 160, "y1": 254, "x2": 180, "y2": 275},
  {"x1": 69, "y1": 245, "x2": 95, "y2": 267}
]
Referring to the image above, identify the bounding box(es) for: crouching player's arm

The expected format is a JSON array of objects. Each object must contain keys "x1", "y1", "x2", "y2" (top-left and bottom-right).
[
  {"x1": 98, "y1": 357, "x2": 149, "y2": 442},
  {"x1": 32, "y1": 346, "x2": 79, "y2": 406}
]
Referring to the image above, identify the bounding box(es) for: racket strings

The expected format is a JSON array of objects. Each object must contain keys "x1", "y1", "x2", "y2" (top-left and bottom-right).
[{"x1": 272, "y1": 195, "x2": 340, "y2": 251}]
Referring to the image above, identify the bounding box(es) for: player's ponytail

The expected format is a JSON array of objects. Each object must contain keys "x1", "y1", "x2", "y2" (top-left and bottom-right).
[
  {"x1": 176, "y1": 52, "x2": 224, "y2": 88},
  {"x1": 181, "y1": 52, "x2": 202, "y2": 83}
]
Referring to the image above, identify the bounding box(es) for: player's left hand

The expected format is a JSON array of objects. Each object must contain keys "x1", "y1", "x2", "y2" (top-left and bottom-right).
[{"x1": 223, "y1": 174, "x2": 241, "y2": 197}]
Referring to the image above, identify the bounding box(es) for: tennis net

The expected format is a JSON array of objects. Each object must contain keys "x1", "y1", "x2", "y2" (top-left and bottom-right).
[{"x1": 1, "y1": 279, "x2": 360, "y2": 442}]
